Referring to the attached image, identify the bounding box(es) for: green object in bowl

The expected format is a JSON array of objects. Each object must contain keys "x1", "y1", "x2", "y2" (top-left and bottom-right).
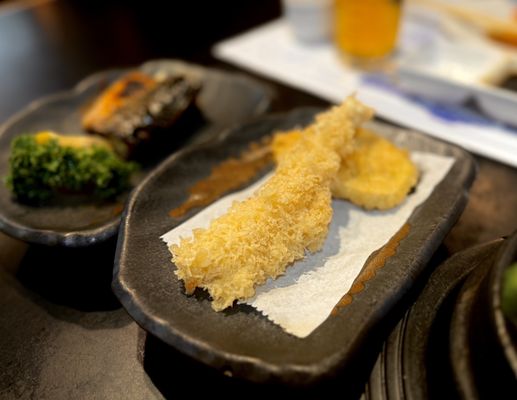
[{"x1": 502, "y1": 262, "x2": 517, "y2": 327}]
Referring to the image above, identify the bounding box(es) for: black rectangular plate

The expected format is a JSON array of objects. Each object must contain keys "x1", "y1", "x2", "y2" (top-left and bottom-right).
[{"x1": 113, "y1": 108, "x2": 476, "y2": 385}]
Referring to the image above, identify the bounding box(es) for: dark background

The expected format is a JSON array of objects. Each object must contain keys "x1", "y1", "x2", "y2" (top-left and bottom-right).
[{"x1": 0, "y1": 0, "x2": 282, "y2": 123}]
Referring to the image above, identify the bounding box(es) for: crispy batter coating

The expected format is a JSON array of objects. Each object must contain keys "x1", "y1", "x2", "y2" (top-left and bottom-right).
[
  {"x1": 171, "y1": 97, "x2": 373, "y2": 311},
  {"x1": 272, "y1": 128, "x2": 419, "y2": 210},
  {"x1": 331, "y1": 128, "x2": 419, "y2": 209}
]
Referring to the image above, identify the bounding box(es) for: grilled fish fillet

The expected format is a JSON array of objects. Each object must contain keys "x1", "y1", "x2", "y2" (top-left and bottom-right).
[{"x1": 170, "y1": 97, "x2": 373, "y2": 311}]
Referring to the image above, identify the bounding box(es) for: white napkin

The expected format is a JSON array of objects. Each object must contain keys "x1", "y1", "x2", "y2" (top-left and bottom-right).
[{"x1": 162, "y1": 152, "x2": 454, "y2": 338}]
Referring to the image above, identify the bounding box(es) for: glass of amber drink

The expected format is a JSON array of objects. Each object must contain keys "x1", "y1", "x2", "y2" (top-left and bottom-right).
[{"x1": 334, "y1": 0, "x2": 403, "y2": 67}]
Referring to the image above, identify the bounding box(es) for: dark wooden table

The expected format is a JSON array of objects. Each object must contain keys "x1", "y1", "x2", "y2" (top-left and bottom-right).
[{"x1": 1, "y1": 1, "x2": 516, "y2": 398}]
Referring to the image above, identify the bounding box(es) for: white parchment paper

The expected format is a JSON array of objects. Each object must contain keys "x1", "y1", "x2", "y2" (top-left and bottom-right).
[{"x1": 162, "y1": 152, "x2": 454, "y2": 337}]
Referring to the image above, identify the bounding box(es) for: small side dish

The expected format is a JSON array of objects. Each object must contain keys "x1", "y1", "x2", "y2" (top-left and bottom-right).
[
  {"x1": 5, "y1": 69, "x2": 202, "y2": 205},
  {"x1": 0, "y1": 60, "x2": 270, "y2": 246}
]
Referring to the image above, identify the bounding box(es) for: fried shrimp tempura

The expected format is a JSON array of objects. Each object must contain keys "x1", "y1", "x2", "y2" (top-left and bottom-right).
[
  {"x1": 272, "y1": 128, "x2": 419, "y2": 210},
  {"x1": 171, "y1": 97, "x2": 373, "y2": 311}
]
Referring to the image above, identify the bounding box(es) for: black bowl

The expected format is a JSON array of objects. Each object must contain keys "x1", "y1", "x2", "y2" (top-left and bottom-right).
[
  {"x1": 490, "y1": 230, "x2": 517, "y2": 377},
  {"x1": 364, "y1": 239, "x2": 503, "y2": 400},
  {"x1": 449, "y1": 231, "x2": 517, "y2": 398}
]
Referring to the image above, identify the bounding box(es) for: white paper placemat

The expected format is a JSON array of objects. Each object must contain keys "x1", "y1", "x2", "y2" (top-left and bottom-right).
[
  {"x1": 213, "y1": 19, "x2": 517, "y2": 168},
  {"x1": 162, "y1": 152, "x2": 454, "y2": 337}
]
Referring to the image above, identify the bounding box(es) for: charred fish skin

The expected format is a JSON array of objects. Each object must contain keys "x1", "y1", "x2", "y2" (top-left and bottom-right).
[
  {"x1": 82, "y1": 72, "x2": 156, "y2": 135},
  {"x1": 83, "y1": 73, "x2": 202, "y2": 160},
  {"x1": 147, "y1": 77, "x2": 201, "y2": 129},
  {"x1": 97, "y1": 76, "x2": 201, "y2": 139}
]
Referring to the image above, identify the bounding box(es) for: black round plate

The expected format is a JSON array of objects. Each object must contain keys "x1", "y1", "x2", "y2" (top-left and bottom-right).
[
  {"x1": 450, "y1": 233, "x2": 517, "y2": 399},
  {"x1": 0, "y1": 59, "x2": 271, "y2": 246},
  {"x1": 113, "y1": 108, "x2": 476, "y2": 385},
  {"x1": 365, "y1": 239, "x2": 504, "y2": 400}
]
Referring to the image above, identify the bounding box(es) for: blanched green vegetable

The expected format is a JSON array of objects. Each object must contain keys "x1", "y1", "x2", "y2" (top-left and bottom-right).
[
  {"x1": 502, "y1": 262, "x2": 517, "y2": 327},
  {"x1": 6, "y1": 132, "x2": 137, "y2": 204}
]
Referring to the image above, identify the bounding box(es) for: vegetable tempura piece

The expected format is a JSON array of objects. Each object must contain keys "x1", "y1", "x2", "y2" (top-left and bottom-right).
[
  {"x1": 170, "y1": 97, "x2": 373, "y2": 311},
  {"x1": 272, "y1": 128, "x2": 419, "y2": 210},
  {"x1": 331, "y1": 128, "x2": 419, "y2": 210}
]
